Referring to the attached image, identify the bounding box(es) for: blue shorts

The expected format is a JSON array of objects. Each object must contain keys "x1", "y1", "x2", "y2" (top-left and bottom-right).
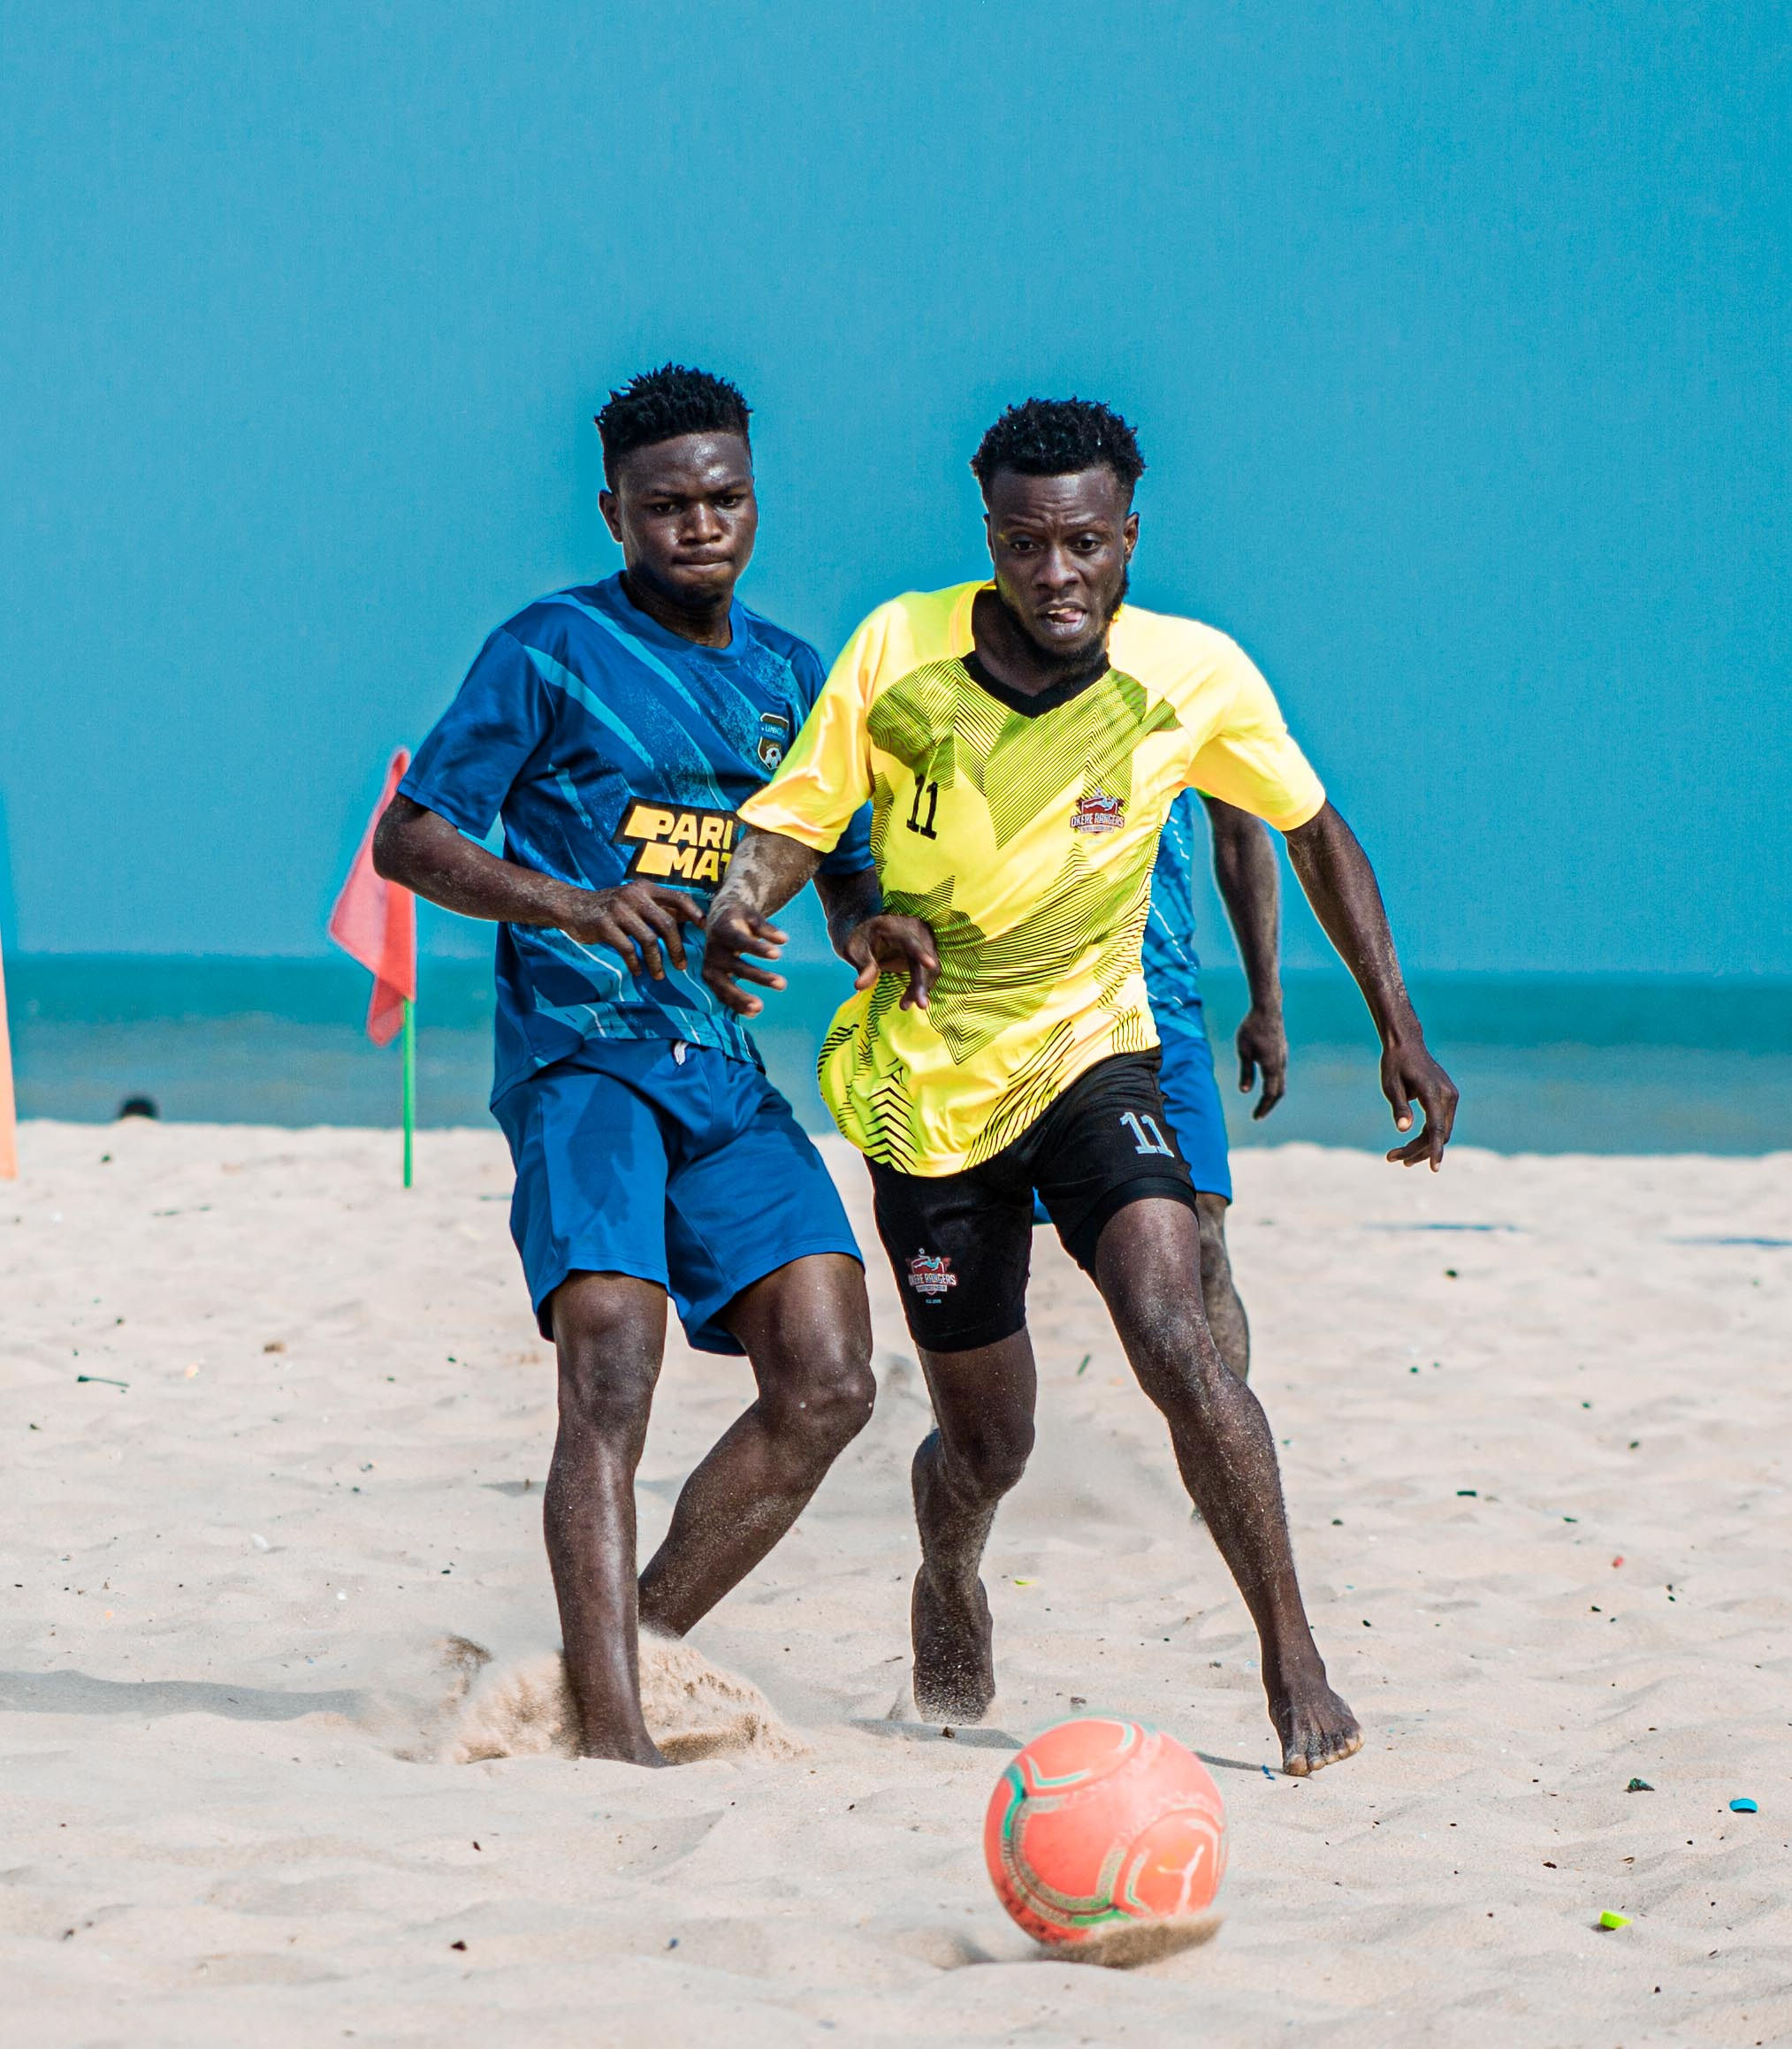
[
  {"x1": 1154, "y1": 1009, "x2": 1233, "y2": 1202},
  {"x1": 492, "y1": 1038, "x2": 862, "y2": 1355},
  {"x1": 1030, "y1": 1008, "x2": 1232, "y2": 1223}
]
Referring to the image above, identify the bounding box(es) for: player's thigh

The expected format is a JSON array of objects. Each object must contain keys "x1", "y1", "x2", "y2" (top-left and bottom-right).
[
  {"x1": 1091, "y1": 1196, "x2": 1225, "y2": 1405},
  {"x1": 1031, "y1": 1053, "x2": 1202, "y2": 1277},
  {"x1": 867, "y1": 1156, "x2": 1035, "y2": 1357},
  {"x1": 493, "y1": 1057, "x2": 675, "y2": 1344},
  {"x1": 1091, "y1": 1192, "x2": 1207, "y2": 1314},
  {"x1": 722, "y1": 1251, "x2": 875, "y2": 1424},
  {"x1": 1155, "y1": 1024, "x2": 1233, "y2": 1203},
  {"x1": 664, "y1": 1067, "x2": 863, "y2": 1358}
]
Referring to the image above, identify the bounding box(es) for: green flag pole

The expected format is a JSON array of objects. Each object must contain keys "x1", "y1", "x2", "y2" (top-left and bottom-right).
[{"x1": 401, "y1": 997, "x2": 416, "y2": 1188}]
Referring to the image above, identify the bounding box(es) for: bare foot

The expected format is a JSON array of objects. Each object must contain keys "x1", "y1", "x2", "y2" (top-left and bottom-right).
[
  {"x1": 911, "y1": 1565, "x2": 996, "y2": 1722},
  {"x1": 1270, "y1": 1674, "x2": 1361, "y2": 1776},
  {"x1": 577, "y1": 1733, "x2": 668, "y2": 1767}
]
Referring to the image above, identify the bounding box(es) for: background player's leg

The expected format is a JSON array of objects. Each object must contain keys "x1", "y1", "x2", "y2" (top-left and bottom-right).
[
  {"x1": 638, "y1": 1253, "x2": 874, "y2": 1636},
  {"x1": 544, "y1": 1270, "x2": 669, "y2": 1766},
  {"x1": 1093, "y1": 1198, "x2": 1361, "y2": 1776},
  {"x1": 911, "y1": 1335, "x2": 1037, "y2": 1721},
  {"x1": 1155, "y1": 1027, "x2": 1250, "y2": 1377},
  {"x1": 1195, "y1": 1191, "x2": 1250, "y2": 1379}
]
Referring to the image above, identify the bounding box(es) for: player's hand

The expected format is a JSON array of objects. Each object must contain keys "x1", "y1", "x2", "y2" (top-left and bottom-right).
[
  {"x1": 843, "y1": 915, "x2": 941, "y2": 1012},
  {"x1": 1381, "y1": 1037, "x2": 1460, "y2": 1170},
  {"x1": 702, "y1": 901, "x2": 789, "y2": 1017},
  {"x1": 560, "y1": 881, "x2": 705, "y2": 980},
  {"x1": 1236, "y1": 1004, "x2": 1288, "y2": 1120}
]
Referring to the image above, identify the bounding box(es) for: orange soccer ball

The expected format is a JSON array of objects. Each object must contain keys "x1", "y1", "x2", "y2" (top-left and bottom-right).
[{"x1": 983, "y1": 1716, "x2": 1228, "y2": 1946}]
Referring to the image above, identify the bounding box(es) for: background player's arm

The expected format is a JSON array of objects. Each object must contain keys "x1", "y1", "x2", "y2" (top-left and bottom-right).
[
  {"x1": 705, "y1": 826, "x2": 939, "y2": 1018},
  {"x1": 817, "y1": 865, "x2": 884, "y2": 962},
  {"x1": 373, "y1": 794, "x2": 703, "y2": 979},
  {"x1": 1201, "y1": 793, "x2": 1287, "y2": 1119},
  {"x1": 1282, "y1": 801, "x2": 1460, "y2": 1169}
]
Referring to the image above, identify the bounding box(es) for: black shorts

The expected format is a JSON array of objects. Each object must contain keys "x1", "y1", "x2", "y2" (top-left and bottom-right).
[{"x1": 867, "y1": 1050, "x2": 1201, "y2": 1354}]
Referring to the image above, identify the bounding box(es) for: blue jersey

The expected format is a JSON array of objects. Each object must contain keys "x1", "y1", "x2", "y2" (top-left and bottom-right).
[
  {"x1": 402, "y1": 574, "x2": 874, "y2": 1102},
  {"x1": 1141, "y1": 788, "x2": 1209, "y2": 1036}
]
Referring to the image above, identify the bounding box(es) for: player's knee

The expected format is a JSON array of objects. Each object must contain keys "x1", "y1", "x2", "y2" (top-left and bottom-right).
[
  {"x1": 551, "y1": 1298, "x2": 661, "y2": 1446},
  {"x1": 555, "y1": 1347, "x2": 658, "y2": 1444},
  {"x1": 767, "y1": 1344, "x2": 877, "y2": 1459},
  {"x1": 1125, "y1": 1293, "x2": 1228, "y2": 1405},
  {"x1": 950, "y1": 1415, "x2": 1034, "y2": 1499}
]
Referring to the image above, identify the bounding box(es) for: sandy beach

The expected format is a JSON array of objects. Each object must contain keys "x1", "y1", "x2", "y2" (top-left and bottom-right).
[{"x1": 3, "y1": 1118, "x2": 1789, "y2": 2045}]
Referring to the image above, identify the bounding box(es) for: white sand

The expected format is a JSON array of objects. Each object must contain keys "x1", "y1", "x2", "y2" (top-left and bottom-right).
[{"x1": 3, "y1": 1118, "x2": 1789, "y2": 2045}]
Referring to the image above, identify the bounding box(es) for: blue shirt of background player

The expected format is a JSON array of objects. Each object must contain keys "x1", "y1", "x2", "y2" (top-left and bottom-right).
[
  {"x1": 401, "y1": 572, "x2": 874, "y2": 1105},
  {"x1": 1141, "y1": 788, "x2": 1214, "y2": 1036}
]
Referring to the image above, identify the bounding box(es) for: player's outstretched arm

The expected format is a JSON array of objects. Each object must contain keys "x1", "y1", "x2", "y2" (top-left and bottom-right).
[
  {"x1": 1281, "y1": 802, "x2": 1460, "y2": 1169},
  {"x1": 1201, "y1": 794, "x2": 1287, "y2": 1118},
  {"x1": 372, "y1": 794, "x2": 702, "y2": 979},
  {"x1": 703, "y1": 825, "x2": 826, "y2": 1017},
  {"x1": 839, "y1": 913, "x2": 940, "y2": 1013},
  {"x1": 816, "y1": 868, "x2": 940, "y2": 1012},
  {"x1": 817, "y1": 866, "x2": 883, "y2": 964},
  {"x1": 707, "y1": 828, "x2": 940, "y2": 1018}
]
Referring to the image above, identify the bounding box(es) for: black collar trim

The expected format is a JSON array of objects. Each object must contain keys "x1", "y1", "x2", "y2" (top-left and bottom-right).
[{"x1": 961, "y1": 649, "x2": 1111, "y2": 719}]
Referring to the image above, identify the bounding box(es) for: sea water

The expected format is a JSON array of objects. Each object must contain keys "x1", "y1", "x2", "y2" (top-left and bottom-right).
[{"x1": 7, "y1": 956, "x2": 1790, "y2": 1154}]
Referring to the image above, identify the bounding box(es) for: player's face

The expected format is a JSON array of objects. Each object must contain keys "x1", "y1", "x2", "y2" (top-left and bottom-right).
[
  {"x1": 983, "y1": 467, "x2": 1139, "y2": 663},
  {"x1": 600, "y1": 431, "x2": 758, "y2": 609}
]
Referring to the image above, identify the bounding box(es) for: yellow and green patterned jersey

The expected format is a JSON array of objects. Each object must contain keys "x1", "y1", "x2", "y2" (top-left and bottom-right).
[{"x1": 738, "y1": 582, "x2": 1325, "y2": 1175}]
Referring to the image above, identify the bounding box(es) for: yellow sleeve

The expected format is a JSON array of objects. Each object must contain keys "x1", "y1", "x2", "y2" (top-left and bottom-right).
[
  {"x1": 737, "y1": 605, "x2": 884, "y2": 852},
  {"x1": 1186, "y1": 638, "x2": 1326, "y2": 831}
]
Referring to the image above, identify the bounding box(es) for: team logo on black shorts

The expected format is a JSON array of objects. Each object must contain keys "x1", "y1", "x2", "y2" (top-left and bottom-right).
[
  {"x1": 907, "y1": 1249, "x2": 957, "y2": 1298},
  {"x1": 1071, "y1": 787, "x2": 1126, "y2": 834}
]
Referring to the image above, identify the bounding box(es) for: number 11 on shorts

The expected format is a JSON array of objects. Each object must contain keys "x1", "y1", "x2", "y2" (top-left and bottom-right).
[{"x1": 1121, "y1": 1109, "x2": 1174, "y2": 1157}]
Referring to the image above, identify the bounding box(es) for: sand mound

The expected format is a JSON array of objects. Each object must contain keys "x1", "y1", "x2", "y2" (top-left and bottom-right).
[
  {"x1": 1057, "y1": 1913, "x2": 1224, "y2": 1969},
  {"x1": 440, "y1": 1629, "x2": 807, "y2": 1764}
]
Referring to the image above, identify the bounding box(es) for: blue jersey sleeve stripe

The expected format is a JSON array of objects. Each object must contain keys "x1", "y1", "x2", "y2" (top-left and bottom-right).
[
  {"x1": 544, "y1": 593, "x2": 743, "y2": 810},
  {"x1": 521, "y1": 645, "x2": 657, "y2": 771},
  {"x1": 546, "y1": 590, "x2": 721, "y2": 729},
  {"x1": 551, "y1": 766, "x2": 596, "y2": 830}
]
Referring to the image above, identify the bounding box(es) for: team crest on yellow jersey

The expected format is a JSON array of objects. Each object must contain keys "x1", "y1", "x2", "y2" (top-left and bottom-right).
[
  {"x1": 614, "y1": 800, "x2": 738, "y2": 886},
  {"x1": 1071, "y1": 787, "x2": 1126, "y2": 834}
]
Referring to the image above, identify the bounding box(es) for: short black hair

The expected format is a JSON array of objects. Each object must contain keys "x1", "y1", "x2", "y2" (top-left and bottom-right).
[
  {"x1": 594, "y1": 363, "x2": 752, "y2": 484},
  {"x1": 971, "y1": 396, "x2": 1145, "y2": 499}
]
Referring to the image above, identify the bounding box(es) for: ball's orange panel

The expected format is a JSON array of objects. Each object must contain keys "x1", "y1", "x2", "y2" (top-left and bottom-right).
[{"x1": 985, "y1": 1716, "x2": 1227, "y2": 1946}]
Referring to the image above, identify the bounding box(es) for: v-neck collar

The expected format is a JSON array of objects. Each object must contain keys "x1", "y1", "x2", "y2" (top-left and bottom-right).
[
  {"x1": 600, "y1": 572, "x2": 747, "y2": 662},
  {"x1": 960, "y1": 649, "x2": 1112, "y2": 719},
  {"x1": 954, "y1": 582, "x2": 1117, "y2": 720}
]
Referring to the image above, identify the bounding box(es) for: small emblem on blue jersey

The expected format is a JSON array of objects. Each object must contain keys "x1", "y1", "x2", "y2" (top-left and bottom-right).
[
  {"x1": 757, "y1": 711, "x2": 792, "y2": 771},
  {"x1": 614, "y1": 800, "x2": 738, "y2": 886}
]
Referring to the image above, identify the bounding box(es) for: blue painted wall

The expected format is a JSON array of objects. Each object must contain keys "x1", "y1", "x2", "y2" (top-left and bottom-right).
[{"x1": 3, "y1": 3, "x2": 1785, "y2": 971}]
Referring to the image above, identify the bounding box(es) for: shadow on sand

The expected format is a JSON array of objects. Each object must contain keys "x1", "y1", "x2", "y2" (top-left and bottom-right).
[{"x1": 0, "y1": 1669, "x2": 364, "y2": 1722}]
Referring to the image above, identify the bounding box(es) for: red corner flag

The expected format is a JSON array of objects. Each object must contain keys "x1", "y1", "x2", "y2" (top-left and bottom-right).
[{"x1": 329, "y1": 750, "x2": 416, "y2": 1046}]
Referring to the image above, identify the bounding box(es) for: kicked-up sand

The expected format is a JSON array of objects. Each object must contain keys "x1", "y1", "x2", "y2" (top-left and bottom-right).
[{"x1": 2, "y1": 1118, "x2": 1789, "y2": 2045}]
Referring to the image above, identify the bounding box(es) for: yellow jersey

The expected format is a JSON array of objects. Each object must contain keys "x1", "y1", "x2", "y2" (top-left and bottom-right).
[{"x1": 738, "y1": 582, "x2": 1324, "y2": 1175}]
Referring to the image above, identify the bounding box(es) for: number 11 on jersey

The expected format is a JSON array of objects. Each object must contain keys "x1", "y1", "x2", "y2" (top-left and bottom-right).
[{"x1": 907, "y1": 779, "x2": 940, "y2": 839}]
